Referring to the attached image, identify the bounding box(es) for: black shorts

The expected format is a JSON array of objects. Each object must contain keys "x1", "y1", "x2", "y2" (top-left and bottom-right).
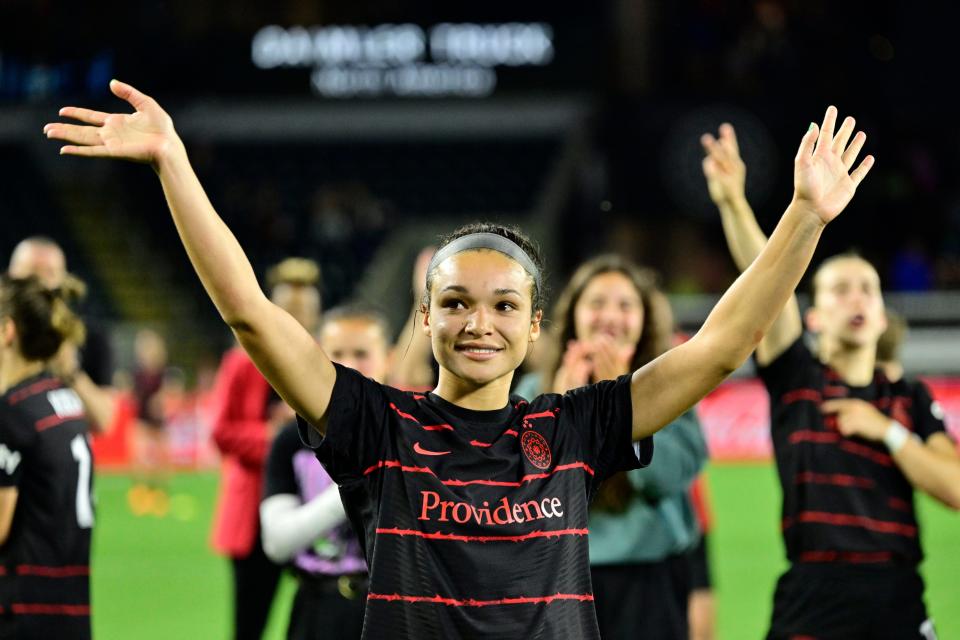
[
  {"x1": 687, "y1": 533, "x2": 712, "y2": 592},
  {"x1": 767, "y1": 563, "x2": 938, "y2": 640},
  {"x1": 592, "y1": 555, "x2": 690, "y2": 640}
]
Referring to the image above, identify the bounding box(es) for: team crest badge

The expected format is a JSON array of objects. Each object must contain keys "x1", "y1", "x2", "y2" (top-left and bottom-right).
[{"x1": 521, "y1": 430, "x2": 551, "y2": 469}]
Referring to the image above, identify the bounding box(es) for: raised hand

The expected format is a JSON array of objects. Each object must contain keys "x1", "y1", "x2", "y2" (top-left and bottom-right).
[
  {"x1": 589, "y1": 336, "x2": 634, "y2": 382},
  {"x1": 701, "y1": 123, "x2": 747, "y2": 206},
  {"x1": 792, "y1": 106, "x2": 874, "y2": 224},
  {"x1": 44, "y1": 80, "x2": 180, "y2": 166},
  {"x1": 552, "y1": 340, "x2": 593, "y2": 393}
]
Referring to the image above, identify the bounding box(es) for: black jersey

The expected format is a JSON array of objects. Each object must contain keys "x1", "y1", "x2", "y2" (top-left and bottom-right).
[
  {"x1": 298, "y1": 364, "x2": 651, "y2": 640},
  {"x1": 758, "y1": 339, "x2": 948, "y2": 566},
  {"x1": 0, "y1": 373, "x2": 93, "y2": 640}
]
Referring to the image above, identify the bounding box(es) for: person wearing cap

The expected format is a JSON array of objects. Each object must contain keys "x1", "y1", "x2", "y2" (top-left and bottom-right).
[{"x1": 48, "y1": 81, "x2": 873, "y2": 639}]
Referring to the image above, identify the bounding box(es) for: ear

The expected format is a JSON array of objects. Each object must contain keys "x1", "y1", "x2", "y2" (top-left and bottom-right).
[
  {"x1": 0, "y1": 318, "x2": 15, "y2": 348},
  {"x1": 878, "y1": 308, "x2": 888, "y2": 334},
  {"x1": 420, "y1": 304, "x2": 432, "y2": 338},
  {"x1": 529, "y1": 310, "x2": 543, "y2": 343},
  {"x1": 804, "y1": 307, "x2": 820, "y2": 334}
]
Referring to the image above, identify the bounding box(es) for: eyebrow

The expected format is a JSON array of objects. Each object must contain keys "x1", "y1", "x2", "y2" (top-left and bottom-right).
[
  {"x1": 494, "y1": 288, "x2": 522, "y2": 297},
  {"x1": 440, "y1": 285, "x2": 469, "y2": 294}
]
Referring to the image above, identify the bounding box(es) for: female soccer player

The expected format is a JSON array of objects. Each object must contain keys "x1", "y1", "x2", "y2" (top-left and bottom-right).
[
  {"x1": 0, "y1": 275, "x2": 92, "y2": 639},
  {"x1": 521, "y1": 255, "x2": 708, "y2": 640},
  {"x1": 702, "y1": 122, "x2": 960, "y2": 639},
  {"x1": 46, "y1": 81, "x2": 872, "y2": 638}
]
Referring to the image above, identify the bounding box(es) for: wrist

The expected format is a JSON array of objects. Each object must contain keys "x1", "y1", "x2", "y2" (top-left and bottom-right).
[{"x1": 883, "y1": 420, "x2": 918, "y2": 454}]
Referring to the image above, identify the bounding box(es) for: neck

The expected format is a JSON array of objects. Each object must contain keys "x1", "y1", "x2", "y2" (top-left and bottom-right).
[
  {"x1": 433, "y1": 368, "x2": 513, "y2": 411},
  {"x1": 819, "y1": 340, "x2": 876, "y2": 386},
  {"x1": 0, "y1": 353, "x2": 45, "y2": 394}
]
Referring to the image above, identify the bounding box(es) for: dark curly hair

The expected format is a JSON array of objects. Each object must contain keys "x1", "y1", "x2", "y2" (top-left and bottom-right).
[{"x1": 423, "y1": 222, "x2": 547, "y2": 313}]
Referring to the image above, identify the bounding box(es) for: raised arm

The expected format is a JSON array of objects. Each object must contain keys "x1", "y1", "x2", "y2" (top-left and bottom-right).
[
  {"x1": 702, "y1": 123, "x2": 817, "y2": 364},
  {"x1": 45, "y1": 81, "x2": 336, "y2": 431},
  {"x1": 630, "y1": 107, "x2": 874, "y2": 440}
]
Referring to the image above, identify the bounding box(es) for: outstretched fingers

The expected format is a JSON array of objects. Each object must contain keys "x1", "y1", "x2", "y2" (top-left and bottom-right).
[
  {"x1": 795, "y1": 122, "x2": 819, "y2": 162},
  {"x1": 832, "y1": 116, "x2": 856, "y2": 154},
  {"x1": 58, "y1": 106, "x2": 109, "y2": 126},
  {"x1": 849, "y1": 155, "x2": 875, "y2": 187},
  {"x1": 59, "y1": 145, "x2": 113, "y2": 158},
  {"x1": 814, "y1": 106, "x2": 838, "y2": 155},
  {"x1": 109, "y1": 79, "x2": 154, "y2": 112},
  {"x1": 841, "y1": 131, "x2": 867, "y2": 170},
  {"x1": 719, "y1": 122, "x2": 739, "y2": 154},
  {"x1": 44, "y1": 122, "x2": 103, "y2": 147}
]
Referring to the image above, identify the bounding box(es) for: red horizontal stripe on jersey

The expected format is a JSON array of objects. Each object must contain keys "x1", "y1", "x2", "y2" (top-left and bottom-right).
[
  {"x1": 800, "y1": 551, "x2": 893, "y2": 564},
  {"x1": 824, "y1": 385, "x2": 848, "y2": 397},
  {"x1": 422, "y1": 424, "x2": 454, "y2": 431},
  {"x1": 376, "y1": 527, "x2": 589, "y2": 543},
  {"x1": 470, "y1": 440, "x2": 492, "y2": 448},
  {"x1": 789, "y1": 431, "x2": 840, "y2": 444},
  {"x1": 362, "y1": 460, "x2": 436, "y2": 476},
  {"x1": 838, "y1": 441, "x2": 892, "y2": 466},
  {"x1": 7, "y1": 378, "x2": 61, "y2": 405},
  {"x1": 783, "y1": 512, "x2": 916, "y2": 537},
  {"x1": 12, "y1": 603, "x2": 90, "y2": 616},
  {"x1": 35, "y1": 414, "x2": 77, "y2": 432},
  {"x1": 873, "y1": 396, "x2": 912, "y2": 409},
  {"x1": 361, "y1": 460, "x2": 594, "y2": 486},
  {"x1": 523, "y1": 410, "x2": 558, "y2": 421},
  {"x1": 17, "y1": 565, "x2": 89, "y2": 577},
  {"x1": 442, "y1": 462, "x2": 596, "y2": 487},
  {"x1": 504, "y1": 429, "x2": 519, "y2": 437},
  {"x1": 781, "y1": 389, "x2": 822, "y2": 404},
  {"x1": 794, "y1": 472, "x2": 876, "y2": 489},
  {"x1": 367, "y1": 592, "x2": 593, "y2": 607}
]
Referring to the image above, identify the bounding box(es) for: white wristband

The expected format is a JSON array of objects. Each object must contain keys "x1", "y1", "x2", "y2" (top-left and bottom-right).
[{"x1": 883, "y1": 420, "x2": 911, "y2": 454}]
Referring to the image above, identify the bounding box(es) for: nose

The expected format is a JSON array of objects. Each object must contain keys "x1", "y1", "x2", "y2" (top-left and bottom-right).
[{"x1": 464, "y1": 306, "x2": 493, "y2": 335}]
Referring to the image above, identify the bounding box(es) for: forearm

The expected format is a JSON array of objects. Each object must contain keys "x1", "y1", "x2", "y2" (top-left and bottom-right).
[
  {"x1": 892, "y1": 438, "x2": 960, "y2": 510},
  {"x1": 700, "y1": 201, "x2": 823, "y2": 370},
  {"x1": 717, "y1": 196, "x2": 768, "y2": 272},
  {"x1": 67, "y1": 372, "x2": 117, "y2": 433},
  {"x1": 260, "y1": 487, "x2": 348, "y2": 563},
  {"x1": 154, "y1": 145, "x2": 267, "y2": 330}
]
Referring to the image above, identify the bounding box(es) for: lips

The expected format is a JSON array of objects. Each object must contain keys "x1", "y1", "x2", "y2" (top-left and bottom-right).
[
  {"x1": 849, "y1": 314, "x2": 866, "y2": 329},
  {"x1": 455, "y1": 343, "x2": 504, "y2": 361}
]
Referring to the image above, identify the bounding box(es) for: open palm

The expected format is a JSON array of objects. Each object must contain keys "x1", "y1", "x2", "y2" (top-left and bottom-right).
[
  {"x1": 44, "y1": 80, "x2": 178, "y2": 165},
  {"x1": 793, "y1": 106, "x2": 874, "y2": 224}
]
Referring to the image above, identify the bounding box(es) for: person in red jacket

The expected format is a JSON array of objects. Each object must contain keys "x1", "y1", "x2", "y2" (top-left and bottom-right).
[{"x1": 209, "y1": 257, "x2": 322, "y2": 640}]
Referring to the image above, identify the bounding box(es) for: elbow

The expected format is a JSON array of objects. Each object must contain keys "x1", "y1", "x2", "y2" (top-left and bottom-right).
[{"x1": 945, "y1": 487, "x2": 960, "y2": 512}]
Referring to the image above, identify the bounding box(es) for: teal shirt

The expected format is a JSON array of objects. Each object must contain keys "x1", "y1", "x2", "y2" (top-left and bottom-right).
[
  {"x1": 513, "y1": 373, "x2": 709, "y2": 564},
  {"x1": 589, "y1": 410, "x2": 707, "y2": 564}
]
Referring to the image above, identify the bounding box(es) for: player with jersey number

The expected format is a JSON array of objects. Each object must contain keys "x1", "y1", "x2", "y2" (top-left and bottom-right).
[
  {"x1": 47, "y1": 82, "x2": 873, "y2": 639},
  {"x1": 0, "y1": 274, "x2": 93, "y2": 640},
  {"x1": 702, "y1": 122, "x2": 960, "y2": 639}
]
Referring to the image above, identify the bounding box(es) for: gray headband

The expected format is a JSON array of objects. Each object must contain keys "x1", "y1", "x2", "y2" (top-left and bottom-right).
[{"x1": 427, "y1": 232, "x2": 542, "y2": 295}]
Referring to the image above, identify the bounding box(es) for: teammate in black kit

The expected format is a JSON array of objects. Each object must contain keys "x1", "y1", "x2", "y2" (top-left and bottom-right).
[
  {"x1": 0, "y1": 275, "x2": 93, "y2": 640},
  {"x1": 47, "y1": 83, "x2": 873, "y2": 638},
  {"x1": 702, "y1": 123, "x2": 960, "y2": 639}
]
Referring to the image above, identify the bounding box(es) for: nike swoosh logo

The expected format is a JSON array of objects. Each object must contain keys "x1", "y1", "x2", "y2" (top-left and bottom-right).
[{"x1": 413, "y1": 442, "x2": 451, "y2": 456}]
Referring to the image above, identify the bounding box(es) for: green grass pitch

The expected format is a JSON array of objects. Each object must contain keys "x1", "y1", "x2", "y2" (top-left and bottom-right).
[{"x1": 90, "y1": 465, "x2": 960, "y2": 639}]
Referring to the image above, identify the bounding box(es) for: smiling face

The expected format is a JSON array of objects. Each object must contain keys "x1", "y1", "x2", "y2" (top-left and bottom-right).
[
  {"x1": 807, "y1": 256, "x2": 887, "y2": 351},
  {"x1": 424, "y1": 250, "x2": 541, "y2": 393},
  {"x1": 572, "y1": 271, "x2": 644, "y2": 349}
]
